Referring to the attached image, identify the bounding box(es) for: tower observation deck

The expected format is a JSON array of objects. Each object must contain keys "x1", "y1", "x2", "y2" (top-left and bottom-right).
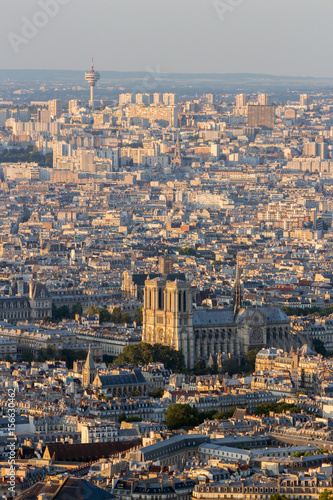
[{"x1": 85, "y1": 59, "x2": 100, "y2": 108}]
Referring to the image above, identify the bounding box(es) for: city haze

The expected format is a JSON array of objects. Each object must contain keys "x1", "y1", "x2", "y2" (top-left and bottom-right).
[{"x1": 1, "y1": 0, "x2": 333, "y2": 77}]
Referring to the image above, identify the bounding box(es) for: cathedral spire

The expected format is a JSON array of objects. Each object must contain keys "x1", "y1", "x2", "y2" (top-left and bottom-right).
[
  {"x1": 83, "y1": 345, "x2": 96, "y2": 387},
  {"x1": 233, "y1": 253, "x2": 242, "y2": 317}
]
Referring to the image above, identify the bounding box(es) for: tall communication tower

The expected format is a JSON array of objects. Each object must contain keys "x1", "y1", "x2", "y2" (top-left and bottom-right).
[{"x1": 85, "y1": 58, "x2": 100, "y2": 108}]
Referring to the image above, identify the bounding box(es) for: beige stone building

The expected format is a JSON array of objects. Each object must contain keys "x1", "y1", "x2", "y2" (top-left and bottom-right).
[{"x1": 143, "y1": 278, "x2": 304, "y2": 369}]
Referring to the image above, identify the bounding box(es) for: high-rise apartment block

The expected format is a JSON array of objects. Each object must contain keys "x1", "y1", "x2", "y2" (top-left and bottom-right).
[
  {"x1": 303, "y1": 140, "x2": 328, "y2": 160},
  {"x1": 68, "y1": 100, "x2": 82, "y2": 115},
  {"x1": 205, "y1": 94, "x2": 215, "y2": 105},
  {"x1": 258, "y1": 93, "x2": 268, "y2": 106},
  {"x1": 153, "y1": 93, "x2": 162, "y2": 105},
  {"x1": 236, "y1": 94, "x2": 247, "y2": 107},
  {"x1": 136, "y1": 93, "x2": 151, "y2": 105},
  {"x1": 248, "y1": 105, "x2": 275, "y2": 128},
  {"x1": 300, "y1": 94, "x2": 310, "y2": 107},
  {"x1": 163, "y1": 93, "x2": 178, "y2": 106},
  {"x1": 48, "y1": 99, "x2": 62, "y2": 119},
  {"x1": 119, "y1": 93, "x2": 134, "y2": 106}
]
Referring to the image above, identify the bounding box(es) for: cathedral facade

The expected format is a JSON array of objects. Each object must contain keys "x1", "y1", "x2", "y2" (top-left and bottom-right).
[{"x1": 142, "y1": 277, "x2": 305, "y2": 369}]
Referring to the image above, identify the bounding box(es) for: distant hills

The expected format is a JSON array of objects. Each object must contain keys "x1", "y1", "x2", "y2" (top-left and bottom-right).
[{"x1": 0, "y1": 69, "x2": 333, "y2": 86}]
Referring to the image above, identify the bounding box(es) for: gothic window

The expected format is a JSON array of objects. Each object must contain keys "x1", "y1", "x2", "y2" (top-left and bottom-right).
[
  {"x1": 158, "y1": 288, "x2": 163, "y2": 310},
  {"x1": 178, "y1": 291, "x2": 182, "y2": 312},
  {"x1": 183, "y1": 291, "x2": 186, "y2": 312},
  {"x1": 149, "y1": 290, "x2": 151, "y2": 309}
]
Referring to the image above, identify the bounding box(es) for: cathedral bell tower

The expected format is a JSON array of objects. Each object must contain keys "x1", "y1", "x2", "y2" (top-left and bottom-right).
[{"x1": 143, "y1": 278, "x2": 194, "y2": 368}]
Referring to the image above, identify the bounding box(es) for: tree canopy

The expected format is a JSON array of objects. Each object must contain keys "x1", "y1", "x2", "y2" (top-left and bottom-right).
[
  {"x1": 282, "y1": 305, "x2": 333, "y2": 317},
  {"x1": 85, "y1": 305, "x2": 130, "y2": 324},
  {"x1": 134, "y1": 305, "x2": 143, "y2": 325},
  {"x1": 164, "y1": 404, "x2": 237, "y2": 430},
  {"x1": 0, "y1": 145, "x2": 51, "y2": 166},
  {"x1": 313, "y1": 338, "x2": 326, "y2": 356},
  {"x1": 254, "y1": 402, "x2": 301, "y2": 416},
  {"x1": 113, "y1": 342, "x2": 186, "y2": 372},
  {"x1": 165, "y1": 404, "x2": 200, "y2": 430},
  {"x1": 179, "y1": 247, "x2": 197, "y2": 256},
  {"x1": 319, "y1": 491, "x2": 333, "y2": 500}
]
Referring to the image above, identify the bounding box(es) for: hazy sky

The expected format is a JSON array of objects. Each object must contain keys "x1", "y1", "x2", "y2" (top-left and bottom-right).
[{"x1": 1, "y1": 0, "x2": 332, "y2": 77}]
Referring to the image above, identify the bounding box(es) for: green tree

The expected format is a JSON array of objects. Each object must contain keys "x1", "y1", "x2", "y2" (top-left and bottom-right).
[
  {"x1": 52, "y1": 304, "x2": 70, "y2": 321},
  {"x1": 244, "y1": 349, "x2": 260, "y2": 371},
  {"x1": 72, "y1": 303, "x2": 83, "y2": 317},
  {"x1": 110, "y1": 307, "x2": 122, "y2": 323},
  {"x1": 213, "y1": 408, "x2": 236, "y2": 420},
  {"x1": 38, "y1": 345, "x2": 58, "y2": 362},
  {"x1": 254, "y1": 402, "x2": 301, "y2": 416},
  {"x1": 118, "y1": 414, "x2": 141, "y2": 423},
  {"x1": 86, "y1": 305, "x2": 111, "y2": 323},
  {"x1": 165, "y1": 403, "x2": 200, "y2": 430},
  {"x1": 115, "y1": 343, "x2": 154, "y2": 365},
  {"x1": 21, "y1": 351, "x2": 34, "y2": 364},
  {"x1": 152, "y1": 343, "x2": 186, "y2": 372},
  {"x1": 319, "y1": 491, "x2": 333, "y2": 500},
  {"x1": 179, "y1": 247, "x2": 197, "y2": 256},
  {"x1": 121, "y1": 312, "x2": 131, "y2": 324},
  {"x1": 60, "y1": 349, "x2": 87, "y2": 369},
  {"x1": 282, "y1": 305, "x2": 333, "y2": 318},
  {"x1": 149, "y1": 387, "x2": 165, "y2": 398},
  {"x1": 44, "y1": 151, "x2": 53, "y2": 167},
  {"x1": 5, "y1": 355, "x2": 12, "y2": 363},
  {"x1": 103, "y1": 354, "x2": 115, "y2": 365},
  {"x1": 313, "y1": 338, "x2": 327, "y2": 356},
  {"x1": 114, "y1": 342, "x2": 185, "y2": 372},
  {"x1": 134, "y1": 305, "x2": 143, "y2": 325}
]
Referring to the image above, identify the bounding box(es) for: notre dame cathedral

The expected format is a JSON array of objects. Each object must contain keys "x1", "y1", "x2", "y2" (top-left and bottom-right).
[{"x1": 142, "y1": 267, "x2": 305, "y2": 368}]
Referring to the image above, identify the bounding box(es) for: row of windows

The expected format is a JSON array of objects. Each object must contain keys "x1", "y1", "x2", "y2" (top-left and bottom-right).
[
  {"x1": 0, "y1": 301, "x2": 28, "y2": 309},
  {"x1": 0, "y1": 311, "x2": 30, "y2": 319},
  {"x1": 147, "y1": 289, "x2": 188, "y2": 313}
]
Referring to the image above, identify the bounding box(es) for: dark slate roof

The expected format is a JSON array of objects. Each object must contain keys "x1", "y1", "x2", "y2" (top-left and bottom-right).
[
  {"x1": 43, "y1": 439, "x2": 141, "y2": 462},
  {"x1": 132, "y1": 274, "x2": 159, "y2": 286},
  {"x1": 131, "y1": 273, "x2": 185, "y2": 286},
  {"x1": 30, "y1": 283, "x2": 50, "y2": 299},
  {"x1": 193, "y1": 309, "x2": 235, "y2": 326},
  {"x1": 16, "y1": 477, "x2": 116, "y2": 500},
  {"x1": 98, "y1": 369, "x2": 147, "y2": 388},
  {"x1": 165, "y1": 273, "x2": 186, "y2": 282},
  {"x1": 236, "y1": 306, "x2": 290, "y2": 324},
  {"x1": 193, "y1": 306, "x2": 290, "y2": 327}
]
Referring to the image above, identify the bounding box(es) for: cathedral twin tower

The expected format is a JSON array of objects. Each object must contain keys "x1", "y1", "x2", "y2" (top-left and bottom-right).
[{"x1": 143, "y1": 278, "x2": 194, "y2": 368}]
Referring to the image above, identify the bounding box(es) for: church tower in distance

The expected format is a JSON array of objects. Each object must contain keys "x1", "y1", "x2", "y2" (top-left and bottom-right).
[
  {"x1": 82, "y1": 345, "x2": 97, "y2": 387},
  {"x1": 143, "y1": 278, "x2": 194, "y2": 368}
]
